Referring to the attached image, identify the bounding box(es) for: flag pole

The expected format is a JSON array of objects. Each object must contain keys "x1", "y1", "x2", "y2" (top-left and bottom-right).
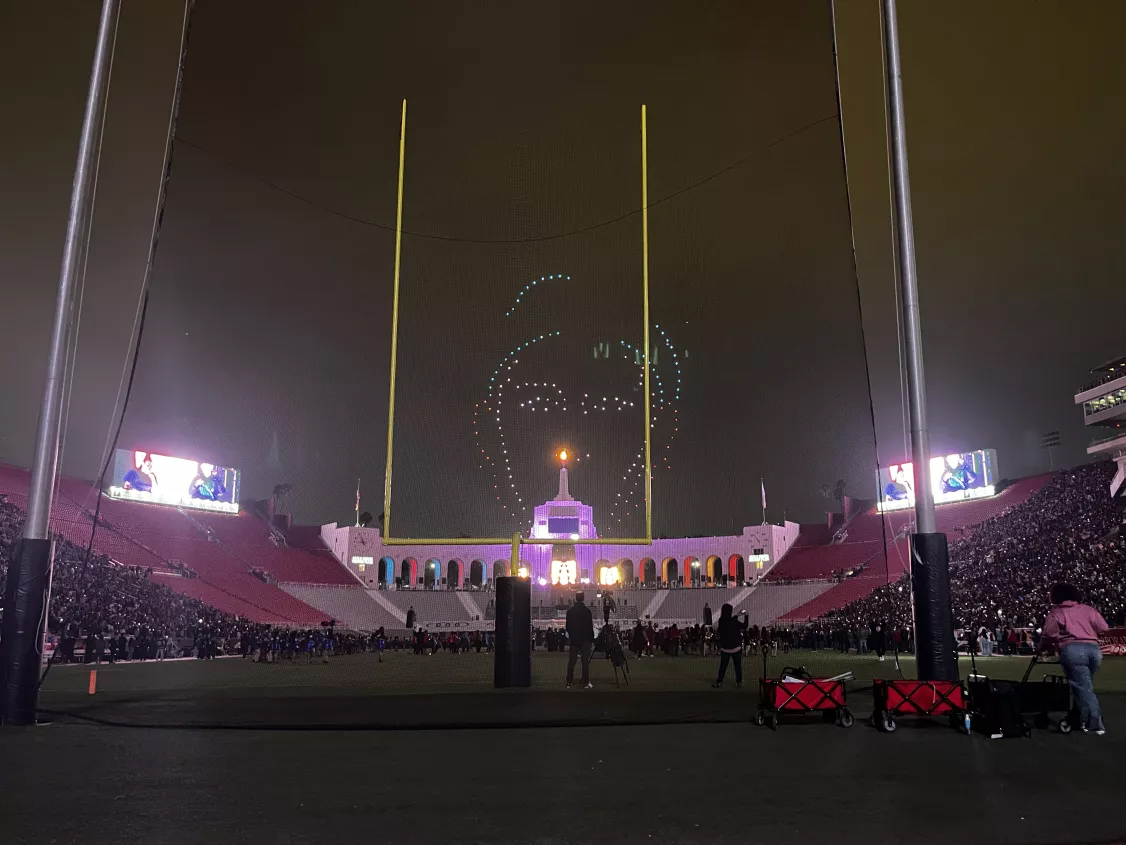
[{"x1": 355, "y1": 478, "x2": 361, "y2": 527}]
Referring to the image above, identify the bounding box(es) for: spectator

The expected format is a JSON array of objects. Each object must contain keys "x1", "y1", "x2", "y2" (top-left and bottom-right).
[
  {"x1": 1041, "y1": 582, "x2": 1108, "y2": 735},
  {"x1": 810, "y1": 463, "x2": 1126, "y2": 641},
  {"x1": 565, "y1": 592, "x2": 595, "y2": 689},
  {"x1": 712, "y1": 603, "x2": 745, "y2": 688}
]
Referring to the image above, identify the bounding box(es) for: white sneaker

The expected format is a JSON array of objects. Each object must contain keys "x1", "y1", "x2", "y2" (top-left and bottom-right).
[
  {"x1": 584, "y1": 683, "x2": 593, "y2": 689},
  {"x1": 989, "y1": 732, "x2": 1003, "y2": 740}
]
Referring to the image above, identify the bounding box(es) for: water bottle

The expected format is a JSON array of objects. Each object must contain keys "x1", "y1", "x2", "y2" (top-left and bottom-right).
[{"x1": 963, "y1": 712, "x2": 972, "y2": 734}]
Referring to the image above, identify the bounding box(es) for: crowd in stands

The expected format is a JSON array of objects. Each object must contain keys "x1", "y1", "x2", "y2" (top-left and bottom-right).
[
  {"x1": 5, "y1": 460, "x2": 1124, "y2": 674},
  {"x1": 0, "y1": 498, "x2": 360, "y2": 666},
  {"x1": 813, "y1": 462, "x2": 1126, "y2": 648},
  {"x1": 1, "y1": 499, "x2": 237, "y2": 653}
]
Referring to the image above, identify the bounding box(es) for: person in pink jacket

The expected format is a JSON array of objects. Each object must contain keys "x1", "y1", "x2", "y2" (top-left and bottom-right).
[{"x1": 1041, "y1": 583, "x2": 1109, "y2": 734}]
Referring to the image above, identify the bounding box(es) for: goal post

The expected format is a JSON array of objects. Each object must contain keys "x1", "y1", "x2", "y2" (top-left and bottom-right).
[{"x1": 380, "y1": 101, "x2": 654, "y2": 550}]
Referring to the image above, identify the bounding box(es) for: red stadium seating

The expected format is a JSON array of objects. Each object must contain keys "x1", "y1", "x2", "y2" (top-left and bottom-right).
[
  {"x1": 0, "y1": 464, "x2": 344, "y2": 624},
  {"x1": 769, "y1": 475, "x2": 1050, "y2": 617},
  {"x1": 0, "y1": 463, "x2": 1052, "y2": 628}
]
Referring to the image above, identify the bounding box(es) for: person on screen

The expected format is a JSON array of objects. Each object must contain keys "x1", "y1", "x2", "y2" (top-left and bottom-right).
[
  {"x1": 940, "y1": 454, "x2": 978, "y2": 494},
  {"x1": 189, "y1": 463, "x2": 228, "y2": 501},
  {"x1": 122, "y1": 454, "x2": 158, "y2": 493},
  {"x1": 883, "y1": 465, "x2": 913, "y2": 502}
]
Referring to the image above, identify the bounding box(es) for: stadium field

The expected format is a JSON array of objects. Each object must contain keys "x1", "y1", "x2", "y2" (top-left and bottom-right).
[{"x1": 40, "y1": 649, "x2": 1126, "y2": 699}]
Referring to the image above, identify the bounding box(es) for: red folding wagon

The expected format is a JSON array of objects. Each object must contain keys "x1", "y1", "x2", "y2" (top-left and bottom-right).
[
  {"x1": 871, "y1": 679, "x2": 969, "y2": 733},
  {"x1": 755, "y1": 662, "x2": 854, "y2": 729}
]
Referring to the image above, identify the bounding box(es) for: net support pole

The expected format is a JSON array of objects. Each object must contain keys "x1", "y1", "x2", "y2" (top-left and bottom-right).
[
  {"x1": 493, "y1": 577, "x2": 531, "y2": 688},
  {"x1": 510, "y1": 533, "x2": 521, "y2": 577},
  {"x1": 1, "y1": 0, "x2": 121, "y2": 727},
  {"x1": 382, "y1": 98, "x2": 407, "y2": 542},
  {"x1": 881, "y1": 0, "x2": 956, "y2": 681},
  {"x1": 641, "y1": 104, "x2": 652, "y2": 542}
]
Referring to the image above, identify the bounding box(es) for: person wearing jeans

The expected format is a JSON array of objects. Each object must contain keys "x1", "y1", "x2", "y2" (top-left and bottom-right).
[
  {"x1": 712, "y1": 603, "x2": 745, "y2": 688},
  {"x1": 1041, "y1": 583, "x2": 1109, "y2": 734}
]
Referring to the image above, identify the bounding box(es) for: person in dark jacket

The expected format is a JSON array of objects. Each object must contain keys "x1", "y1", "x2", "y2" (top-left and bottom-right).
[
  {"x1": 712, "y1": 603, "x2": 745, "y2": 687},
  {"x1": 703, "y1": 602, "x2": 713, "y2": 627},
  {"x1": 871, "y1": 622, "x2": 887, "y2": 662},
  {"x1": 565, "y1": 592, "x2": 596, "y2": 688},
  {"x1": 630, "y1": 620, "x2": 647, "y2": 659}
]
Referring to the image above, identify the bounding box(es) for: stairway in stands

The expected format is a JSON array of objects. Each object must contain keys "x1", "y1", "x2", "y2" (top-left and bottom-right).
[
  {"x1": 457, "y1": 591, "x2": 482, "y2": 620},
  {"x1": 641, "y1": 590, "x2": 670, "y2": 620},
  {"x1": 369, "y1": 590, "x2": 408, "y2": 626}
]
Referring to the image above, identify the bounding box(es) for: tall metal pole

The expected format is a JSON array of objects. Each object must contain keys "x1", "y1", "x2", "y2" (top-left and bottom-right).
[
  {"x1": 880, "y1": 0, "x2": 955, "y2": 680},
  {"x1": 881, "y1": 0, "x2": 934, "y2": 535},
  {"x1": 1, "y1": 0, "x2": 120, "y2": 726}
]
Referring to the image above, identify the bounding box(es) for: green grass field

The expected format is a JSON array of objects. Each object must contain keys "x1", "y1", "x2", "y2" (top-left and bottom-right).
[{"x1": 38, "y1": 648, "x2": 1126, "y2": 699}]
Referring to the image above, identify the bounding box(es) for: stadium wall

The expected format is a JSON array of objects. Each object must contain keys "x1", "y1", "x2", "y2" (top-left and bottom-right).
[{"x1": 319, "y1": 522, "x2": 800, "y2": 588}]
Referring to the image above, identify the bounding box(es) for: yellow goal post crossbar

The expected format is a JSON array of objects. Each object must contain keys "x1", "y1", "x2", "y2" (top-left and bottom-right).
[{"x1": 380, "y1": 101, "x2": 653, "y2": 552}]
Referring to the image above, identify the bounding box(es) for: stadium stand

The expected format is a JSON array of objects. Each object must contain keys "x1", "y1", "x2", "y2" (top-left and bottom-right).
[
  {"x1": 278, "y1": 584, "x2": 403, "y2": 632},
  {"x1": 735, "y1": 581, "x2": 835, "y2": 625},
  {"x1": 0, "y1": 460, "x2": 1091, "y2": 638},
  {"x1": 381, "y1": 590, "x2": 474, "y2": 624},
  {"x1": 0, "y1": 464, "x2": 330, "y2": 624},
  {"x1": 812, "y1": 462, "x2": 1126, "y2": 632}
]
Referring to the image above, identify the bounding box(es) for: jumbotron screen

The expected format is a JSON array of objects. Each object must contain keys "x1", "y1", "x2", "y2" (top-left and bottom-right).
[
  {"x1": 107, "y1": 449, "x2": 241, "y2": 514},
  {"x1": 877, "y1": 449, "x2": 998, "y2": 513}
]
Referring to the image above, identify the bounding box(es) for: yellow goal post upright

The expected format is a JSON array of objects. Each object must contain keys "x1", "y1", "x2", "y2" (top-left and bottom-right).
[{"x1": 380, "y1": 100, "x2": 653, "y2": 575}]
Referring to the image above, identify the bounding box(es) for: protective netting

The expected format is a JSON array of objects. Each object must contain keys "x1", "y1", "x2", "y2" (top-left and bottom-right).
[
  {"x1": 390, "y1": 225, "x2": 649, "y2": 542},
  {"x1": 2, "y1": 0, "x2": 944, "y2": 727}
]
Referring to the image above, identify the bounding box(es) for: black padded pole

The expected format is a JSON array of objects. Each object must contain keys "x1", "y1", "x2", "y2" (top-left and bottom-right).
[
  {"x1": 910, "y1": 532, "x2": 958, "y2": 681},
  {"x1": 494, "y1": 577, "x2": 531, "y2": 688}
]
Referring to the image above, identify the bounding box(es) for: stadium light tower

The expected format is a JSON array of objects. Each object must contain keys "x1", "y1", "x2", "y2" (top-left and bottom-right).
[
  {"x1": 881, "y1": 0, "x2": 957, "y2": 681},
  {"x1": 1, "y1": 0, "x2": 121, "y2": 726}
]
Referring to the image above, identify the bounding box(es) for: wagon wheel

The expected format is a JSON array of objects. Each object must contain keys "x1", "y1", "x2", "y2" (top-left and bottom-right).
[
  {"x1": 881, "y1": 714, "x2": 897, "y2": 733},
  {"x1": 754, "y1": 709, "x2": 765, "y2": 727},
  {"x1": 1058, "y1": 718, "x2": 1073, "y2": 735},
  {"x1": 838, "y1": 709, "x2": 855, "y2": 728},
  {"x1": 768, "y1": 711, "x2": 778, "y2": 731}
]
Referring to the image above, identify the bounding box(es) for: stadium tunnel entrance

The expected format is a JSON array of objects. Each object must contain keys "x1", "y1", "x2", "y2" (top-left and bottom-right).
[
  {"x1": 618, "y1": 558, "x2": 634, "y2": 584},
  {"x1": 400, "y1": 558, "x2": 418, "y2": 588},
  {"x1": 447, "y1": 559, "x2": 463, "y2": 589},
  {"x1": 662, "y1": 557, "x2": 679, "y2": 585},
  {"x1": 378, "y1": 557, "x2": 395, "y2": 586},
  {"x1": 729, "y1": 555, "x2": 745, "y2": 583},
  {"x1": 640, "y1": 558, "x2": 656, "y2": 584},
  {"x1": 470, "y1": 560, "x2": 485, "y2": 587}
]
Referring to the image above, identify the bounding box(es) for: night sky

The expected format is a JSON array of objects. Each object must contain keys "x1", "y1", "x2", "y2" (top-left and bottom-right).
[{"x1": 2, "y1": 1, "x2": 1125, "y2": 536}]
